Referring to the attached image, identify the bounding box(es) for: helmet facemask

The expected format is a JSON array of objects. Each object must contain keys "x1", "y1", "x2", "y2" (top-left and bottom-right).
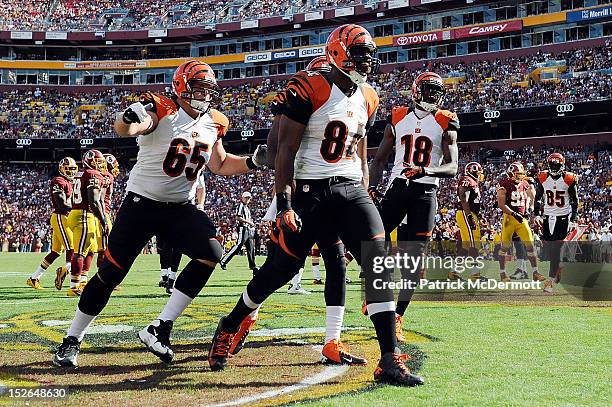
[
  {"x1": 414, "y1": 80, "x2": 445, "y2": 112},
  {"x1": 181, "y1": 79, "x2": 219, "y2": 114},
  {"x1": 337, "y1": 44, "x2": 380, "y2": 85},
  {"x1": 548, "y1": 159, "x2": 564, "y2": 177}
]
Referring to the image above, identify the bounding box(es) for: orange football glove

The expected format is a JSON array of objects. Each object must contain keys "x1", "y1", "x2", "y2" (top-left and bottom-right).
[
  {"x1": 401, "y1": 163, "x2": 425, "y2": 180},
  {"x1": 276, "y1": 209, "x2": 302, "y2": 233}
]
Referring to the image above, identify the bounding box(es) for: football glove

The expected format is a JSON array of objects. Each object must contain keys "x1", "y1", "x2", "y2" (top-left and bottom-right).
[
  {"x1": 122, "y1": 102, "x2": 149, "y2": 124},
  {"x1": 276, "y1": 210, "x2": 301, "y2": 233},
  {"x1": 251, "y1": 144, "x2": 268, "y2": 168},
  {"x1": 401, "y1": 163, "x2": 425, "y2": 180},
  {"x1": 368, "y1": 186, "x2": 383, "y2": 204}
]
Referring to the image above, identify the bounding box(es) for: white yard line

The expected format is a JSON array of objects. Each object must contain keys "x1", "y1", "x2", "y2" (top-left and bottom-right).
[{"x1": 206, "y1": 345, "x2": 349, "y2": 407}]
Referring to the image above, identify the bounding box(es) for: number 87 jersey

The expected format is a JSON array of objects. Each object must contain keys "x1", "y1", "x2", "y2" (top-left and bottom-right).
[
  {"x1": 126, "y1": 93, "x2": 229, "y2": 203},
  {"x1": 284, "y1": 70, "x2": 379, "y2": 180},
  {"x1": 388, "y1": 106, "x2": 459, "y2": 186}
]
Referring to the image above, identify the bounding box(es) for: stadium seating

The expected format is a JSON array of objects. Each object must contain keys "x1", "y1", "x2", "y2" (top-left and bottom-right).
[
  {"x1": 1, "y1": 40, "x2": 610, "y2": 139},
  {"x1": 1, "y1": 145, "x2": 609, "y2": 253},
  {"x1": 1, "y1": 0, "x2": 362, "y2": 31}
]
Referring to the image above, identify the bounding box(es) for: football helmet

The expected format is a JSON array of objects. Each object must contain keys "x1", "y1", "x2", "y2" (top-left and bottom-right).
[
  {"x1": 83, "y1": 149, "x2": 107, "y2": 172},
  {"x1": 546, "y1": 152, "x2": 565, "y2": 176},
  {"x1": 306, "y1": 56, "x2": 331, "y2": 72},
  {"x1": 464, "y1": 162, "x2": 484, "y2": 182},
  {"x1": 172, "y1": 60, "x2": 219, "y2": 114},
  {"x1": 325, "y1": 24, "x2": 380, "y2": 85},
  {"x1": 412, "y1": 72, "x2": 446, "y2": 112},
  {"x1": 58, "y1": 157, "x2": 78, "y2": 179},
  {"x1": 506, "y1": 161, "x2": 526, "y2": 183},
  {"x1": 104, "y1": 153, "x2": 120, "y2": 177}
]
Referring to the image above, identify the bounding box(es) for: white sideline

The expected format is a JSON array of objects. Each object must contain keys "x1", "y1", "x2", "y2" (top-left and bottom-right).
[{"x1": 206, "y1": 346, "x2": 349, "y2": 407}]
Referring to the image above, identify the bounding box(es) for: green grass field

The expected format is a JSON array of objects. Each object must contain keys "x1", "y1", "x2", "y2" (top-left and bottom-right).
[{"x1": 0, "y1": 253, "x2": 610, "y2": 406}]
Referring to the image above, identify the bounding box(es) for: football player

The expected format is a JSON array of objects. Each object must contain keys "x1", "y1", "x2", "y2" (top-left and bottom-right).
[
  {"x1": 534, "y1": 153, "x2": 579, "y2": 293},
  {"x1": 454, "y1": 161, "x2": 487, "y2": 281},
  {"x1": 28, "y1": 157, "x2": 78, "y2": 290},
  {"x1": 230, "y1": 55, "x2": 367, "y2": 366},
  {"x1": 65, "y1": 150, "x2": 108, "y2": 296},
  {"x1": 209, "y1": 25, "x2": 423, "y2": 386},
  {"x1": 496, "y1": 162, "x2": 546, "y2": 282},
  {"x1": 368, "y1": 71, "x2": 459, "y2": 342},
  {"x1": 53, "y1": 61, "x2": 267, "y2": 368},
  {"x1": 95, "y1": 153, "x2": 119, "y2": 269}
]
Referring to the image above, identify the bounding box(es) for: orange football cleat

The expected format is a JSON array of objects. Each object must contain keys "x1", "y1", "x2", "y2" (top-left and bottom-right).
[
  {"x1": 229, "y1": 315, "x2": 257, "y2": 355},
  {"x1": 321, "y1": 339, "x2": 367, "y2": 365}
]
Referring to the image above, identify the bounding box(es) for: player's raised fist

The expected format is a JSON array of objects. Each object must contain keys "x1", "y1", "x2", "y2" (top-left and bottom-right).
[
  {"x1": 252, "y1": 144, "x2": 269, "y2": 168},
  {"x1": 401, "y1": 163, "x2": 425, "y2": 180},
  {"x1": 122, "y1": 102, "x2": 149, "y2": 124}
]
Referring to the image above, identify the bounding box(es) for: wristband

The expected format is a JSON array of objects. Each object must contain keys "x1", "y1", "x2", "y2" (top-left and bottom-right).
[
  {"x1": 246, "y1": 156, "x2": 257, "y2": 170},
  {"x1": 276, "y1": 192, "x2": 291, "y2": 212}
]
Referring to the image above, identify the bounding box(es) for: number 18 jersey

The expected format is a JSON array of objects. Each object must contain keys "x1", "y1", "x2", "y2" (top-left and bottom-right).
[
  {"x1": 126, "y1": 93, "x2": 229, "y2": 203},
  {"x1": 388, "y1": 107, "x2": 459, "y2": 186},
  {"x1": 283, "y1": 71, "x2": 379, "y2": 181}
]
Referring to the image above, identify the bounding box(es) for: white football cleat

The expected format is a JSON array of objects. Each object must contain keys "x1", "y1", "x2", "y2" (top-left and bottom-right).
[
  {"x1": 287, "y1": 284, "x2": 311, "y2": 295},
  {"x1": 138, "y1": 319, "x2": 174, "y2": 363}
]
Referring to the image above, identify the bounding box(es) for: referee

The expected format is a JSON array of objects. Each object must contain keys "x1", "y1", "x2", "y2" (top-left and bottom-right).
[{"x1": 220, "y1": 191, "x2": 258, "y2": 273}]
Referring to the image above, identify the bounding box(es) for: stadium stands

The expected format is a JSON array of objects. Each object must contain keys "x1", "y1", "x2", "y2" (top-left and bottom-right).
[
  {"x1": 1, "y1": 39, "x2": 610, "y2": 139},
  {"x1": 1, "y1": 0, "x2": 363, "y2": 31},
  {"x1": 1, "y1": 144, "x2": 609, "y2": 254}
]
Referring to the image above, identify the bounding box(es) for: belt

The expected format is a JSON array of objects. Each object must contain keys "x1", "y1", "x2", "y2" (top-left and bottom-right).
[
  {"x1": 128, "y1": 192, "x2": 191, "y2": 206},
  {"x1": 295, "y1": 176, "x2": 355, "y2": 186}
]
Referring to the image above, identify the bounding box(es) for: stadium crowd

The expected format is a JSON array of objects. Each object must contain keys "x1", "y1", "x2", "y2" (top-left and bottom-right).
[
  {"x1": 1, "y1": 0, "x2": 362, "y2": 31},
  {"x1": 1, "y1": 145, "x2": 609, "y2": 261},
  {"x1": 1, "y1": 40, "x2": 610, "y2": 139}
]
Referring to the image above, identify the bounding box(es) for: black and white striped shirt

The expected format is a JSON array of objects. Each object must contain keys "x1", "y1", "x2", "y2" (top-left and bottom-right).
[{"x1": 236, "y1": 202, "x2": 252, "y2": 229}]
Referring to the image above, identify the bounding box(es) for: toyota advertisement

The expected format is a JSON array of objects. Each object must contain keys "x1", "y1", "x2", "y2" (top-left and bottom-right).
[{"x1": 392, "y1": 20, "x2": 523, "y2": 46}]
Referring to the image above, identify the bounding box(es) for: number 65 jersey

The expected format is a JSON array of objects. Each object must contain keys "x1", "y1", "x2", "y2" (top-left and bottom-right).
[
  {"x1": 126, "y1": 93, "x2": 229, "y2": 203},
  {"x1": 283, "y1": 70, "x2": 379, "y2": 181},
  {"x1": 388, "y1": 106, "x2": 459, "y2": 186}
]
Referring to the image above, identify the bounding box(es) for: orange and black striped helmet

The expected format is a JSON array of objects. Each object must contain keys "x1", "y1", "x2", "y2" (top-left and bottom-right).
[
  {"x1": 411, "y1": 71, "x2": 446, "y2": 111},
  {"x1": 172, "y1": 60, "x2": 219, "y2": 113},
  {"x1": 325, "y1": 24, "x2": 379, "y2": 85},
  {"x1": 546, "y1": 152, "x2": 565, "y2": 176},
  {"x1": 306, "y1": 56, "x2": 331, "y2": 72}
]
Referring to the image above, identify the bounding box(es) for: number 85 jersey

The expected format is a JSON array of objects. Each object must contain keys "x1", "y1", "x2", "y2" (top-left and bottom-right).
[
  {"x1": 388, "y1": 106, "x2": 459, "y2": 186},
  {"x1": 126, "y1": 93, "x2": 229, "y2": 203},
  {"x1": 284, "y1": 70, "x2": 379, "y2": 181}
]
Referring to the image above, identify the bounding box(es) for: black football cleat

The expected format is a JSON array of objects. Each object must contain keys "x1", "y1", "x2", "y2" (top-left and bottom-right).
[
  {"x1": 374, "y1": 352, "x2": 424, "y2": 387},
  {"x1": 53, "y1": 336, "x2": 81, "y2": 367},
  {"x1": 219, "y1": 263, "x2": 227, "y2": 270},
  {"x1": 229, "y1": 315, "x2": 256, "y2": 355},
  {"x1": 208, "y1": 317, "x2": 235, "y2": 371},
  {"x1": 159, "y1": 275, "x2": 168, "y2": 288},
  {"x1": 165, "y1": 278, "x2": 175, "y2": 295},
  {"x1": 138, "y1": 319, "x2": 174, "y2": 363}
]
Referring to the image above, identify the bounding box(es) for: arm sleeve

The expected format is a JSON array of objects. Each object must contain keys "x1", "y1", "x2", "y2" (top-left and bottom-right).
[{"x1": 283, "y1": 75, "x2": 315, "y2": 125}]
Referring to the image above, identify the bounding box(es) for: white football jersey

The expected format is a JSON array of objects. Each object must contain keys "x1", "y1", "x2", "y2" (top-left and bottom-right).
[
  {"x1": 287, "y1": 71, "x2": 378, "y2": 181},
  {"x1": 126, "y1": 94, "x2": 228, "y2": 202},
  {"x1": 537, "y1": 170, "x2": 577, "y2": 216},
  {"x1": 388, "y1": 107, "x2": 459, "y2": 186}
]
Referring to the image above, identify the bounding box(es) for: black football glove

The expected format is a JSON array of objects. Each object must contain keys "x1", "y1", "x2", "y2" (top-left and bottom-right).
[
  {"x1": 368, "y1": 186, "x2": 384, "y2": 205},
  {"x1": 122, "y1": 102, "x2": 150, "y2": 124},
  {"x1": 251, "y1": 144, "x2": 269, "y2": 168},
  {"x1": 401, "y1": 163, "x2": 425, "y2": 180}
]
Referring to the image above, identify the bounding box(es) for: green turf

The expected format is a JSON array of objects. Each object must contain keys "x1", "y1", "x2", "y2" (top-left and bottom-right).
[{"x1": 0, "y1": 253, "x2": 610, "y2": 406}]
